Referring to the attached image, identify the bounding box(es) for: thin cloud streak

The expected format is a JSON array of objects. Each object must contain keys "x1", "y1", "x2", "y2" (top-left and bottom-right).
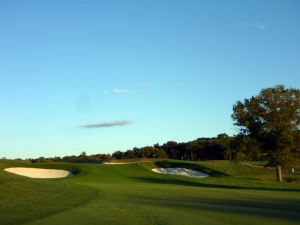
[
  {"x1": 81, "y1": 120, "x2": 133, "y2": 128},
  {"x1": 252, "y1": 21, "x2": 266, "y2": 30},
  {"x1": 112, "y1": 88, "x2": 129, "y2": 94},
  {"x1": 240, "y1": 21, "x2": 266, "y2": 30}
]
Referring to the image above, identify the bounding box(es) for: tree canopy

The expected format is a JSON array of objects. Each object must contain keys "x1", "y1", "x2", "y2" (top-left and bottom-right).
[{"x1": 232, "y1": 85, "x2": 300, "y2": 181}]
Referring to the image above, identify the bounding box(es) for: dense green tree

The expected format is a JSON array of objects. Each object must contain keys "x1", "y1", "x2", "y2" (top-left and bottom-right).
[
  {"x1": 162, "y1": 141, "x2": 179, "y2": 159},
  {"x1": 186, "y1": 140, "x2": 205, "y2": 160},
  {"x1": 230, "y1": 135, "x2": 262, "y2": 161},
  {"x1": 232, "y1": 85, "x2": 300, "y2": 182},
  {"x1": 112, "y1": 151, "x2": 124, "y2": 160},
  {"x1": 216, "y1": 133, "x2": 232, "y2": 160}
]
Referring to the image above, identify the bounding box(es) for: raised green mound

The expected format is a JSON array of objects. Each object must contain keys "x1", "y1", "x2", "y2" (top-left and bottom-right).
[{"x1": 0, "y1": 160, "x2": 300, "y2": 225}]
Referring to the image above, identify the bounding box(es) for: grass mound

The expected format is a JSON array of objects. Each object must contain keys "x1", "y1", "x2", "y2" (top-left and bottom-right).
[{"x1": 0, "y1": 160, "x2": 97, "y2": 225}]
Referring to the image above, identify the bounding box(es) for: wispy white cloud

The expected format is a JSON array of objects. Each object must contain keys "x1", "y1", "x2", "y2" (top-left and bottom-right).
[
  {"x1": 112, "y1": 88, "x2": 129, "y2": 94},
  {"x1": 252, "y1": 21, "x2": 266, "y2": 30},
  {"x1": 240, "y1": 21, "x2": 266, "y2": 30},
  {"x1": 81, "y1": 120, "x2": 133, "y2": 128}
]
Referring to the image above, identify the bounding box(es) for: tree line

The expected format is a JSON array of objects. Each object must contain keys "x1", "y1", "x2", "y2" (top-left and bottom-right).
[
  {"x1": 28, "y1": 85, "x2": 300, "y2": 182},
  {"x1": 29, "y1": 133, "x2": 271, "y2": 163}
]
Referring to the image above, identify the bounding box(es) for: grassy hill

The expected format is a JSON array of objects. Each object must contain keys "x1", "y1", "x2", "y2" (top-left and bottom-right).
[{"x1": 0, "y1": 160, "x2": 300, "y2": 225}]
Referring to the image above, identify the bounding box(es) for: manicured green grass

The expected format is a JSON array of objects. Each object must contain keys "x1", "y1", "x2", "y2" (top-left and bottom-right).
[{"x1": 0, "y1": 159, "x2": 300, "y2": 225}]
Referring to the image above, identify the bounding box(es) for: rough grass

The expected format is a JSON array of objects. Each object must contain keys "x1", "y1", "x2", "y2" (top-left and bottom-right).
[{"x1": 0, "y1": 160, "x2": 300, "y2": 225}]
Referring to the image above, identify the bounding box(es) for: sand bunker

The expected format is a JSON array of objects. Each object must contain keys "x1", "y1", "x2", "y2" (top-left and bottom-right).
[
  {"x1": 152, "y1": 168, "x2": 208, "y2": 178},
  {"x1": 4, "y1": 167, "x2": 74, "y2": 179},
  {"x1": 102, "y1": 161, "x2": 152, "y2": 165}
]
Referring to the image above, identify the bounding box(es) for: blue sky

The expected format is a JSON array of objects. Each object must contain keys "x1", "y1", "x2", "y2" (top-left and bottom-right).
[{"x1": 0, "y1": 0, "x2": 299, "y2": 159}]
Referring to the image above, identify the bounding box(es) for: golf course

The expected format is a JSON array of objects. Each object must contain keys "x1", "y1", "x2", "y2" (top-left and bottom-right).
[
  {"x1": 1, "y1": 159, "x2": 300, "y2": 225},
  {"x1": 1, "y1": 1, "x2": 300, "y2": 225}
]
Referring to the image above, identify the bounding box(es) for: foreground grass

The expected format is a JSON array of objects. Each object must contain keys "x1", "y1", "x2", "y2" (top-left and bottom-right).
[
  {"x1": 0, "y1": 160, "x2": 97, "y2": 225},
  {"x1": 0, "y1": 160, "x2": 299, "y2": 225}
]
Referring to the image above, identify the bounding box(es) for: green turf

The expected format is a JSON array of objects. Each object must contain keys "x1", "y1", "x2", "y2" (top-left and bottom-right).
[{"x1": 0, "y1": 160, "x2": 300, "y2": 225}]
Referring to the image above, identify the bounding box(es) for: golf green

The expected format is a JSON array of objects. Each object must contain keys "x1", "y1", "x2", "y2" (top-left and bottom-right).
[{"x1": 0, "y1": 160, "x2": 299, "y2": 225}]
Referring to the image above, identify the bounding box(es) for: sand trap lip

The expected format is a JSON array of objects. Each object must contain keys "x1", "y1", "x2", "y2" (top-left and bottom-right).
[
  {"x1": 102, "y1": 161, "x2": 152, "y2": 165},
  {"x1": 102, "y1": 162, "x2": 133, "y2": 165},
  {"x1": 4, "y1": 167, "x2": 74, "y2": 179},
  {"x1": 152, "y1": 168, "x2": 208, "y2": 178}
]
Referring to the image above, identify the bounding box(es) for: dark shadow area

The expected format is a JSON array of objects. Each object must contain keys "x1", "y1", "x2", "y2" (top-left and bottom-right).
[
  {"x1": 128, "y1": 195, "x2": 300, "y2": 223},
  {"x1": 286, "y1": 177, "x2": 300, "y2": 183},
  {"x1": 131, "y1": 176, "x2": 300, "y2": 192},
  {"x1": 154, "y1": 161, "x2": 226, "y2": 177}
]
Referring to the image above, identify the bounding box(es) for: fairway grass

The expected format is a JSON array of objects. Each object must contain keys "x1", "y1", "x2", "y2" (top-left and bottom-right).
[{"x1": 0, "y1": 160, "x2": 300, "y2": 225}]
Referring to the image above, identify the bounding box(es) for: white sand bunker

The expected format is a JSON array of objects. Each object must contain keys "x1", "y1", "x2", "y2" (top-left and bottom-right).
[
  {"x1": 152, "y1": 168, "x2": 208, "y2": 178},
  {"x1": 4, "y1": 167, "x2": 74, "y2": 179},
  {"x1": 102, "y1": 162, "x2": 131, "y2": 165},
  {"x1": 102, "y1": 161, "x2": 152, "y2": 165}
]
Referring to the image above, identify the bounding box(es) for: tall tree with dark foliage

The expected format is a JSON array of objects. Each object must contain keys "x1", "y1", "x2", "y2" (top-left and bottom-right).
[{"x1": 232, "y1": 85, "x2": 300, "y2": 182}]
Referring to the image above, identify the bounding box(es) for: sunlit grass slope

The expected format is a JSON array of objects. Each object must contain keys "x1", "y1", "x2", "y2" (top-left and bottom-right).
[{"x1": 0, "y1": 160, "x2": 299, "y2": 225}]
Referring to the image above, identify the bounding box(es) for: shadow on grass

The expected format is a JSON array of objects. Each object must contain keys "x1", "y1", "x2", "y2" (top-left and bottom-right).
[
  {"x1": 130, "y1": 195, "x2": 300, "y2": 223},
  {"x1": 131, "y1": 176, "x2": 300, "y2": 192}
]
